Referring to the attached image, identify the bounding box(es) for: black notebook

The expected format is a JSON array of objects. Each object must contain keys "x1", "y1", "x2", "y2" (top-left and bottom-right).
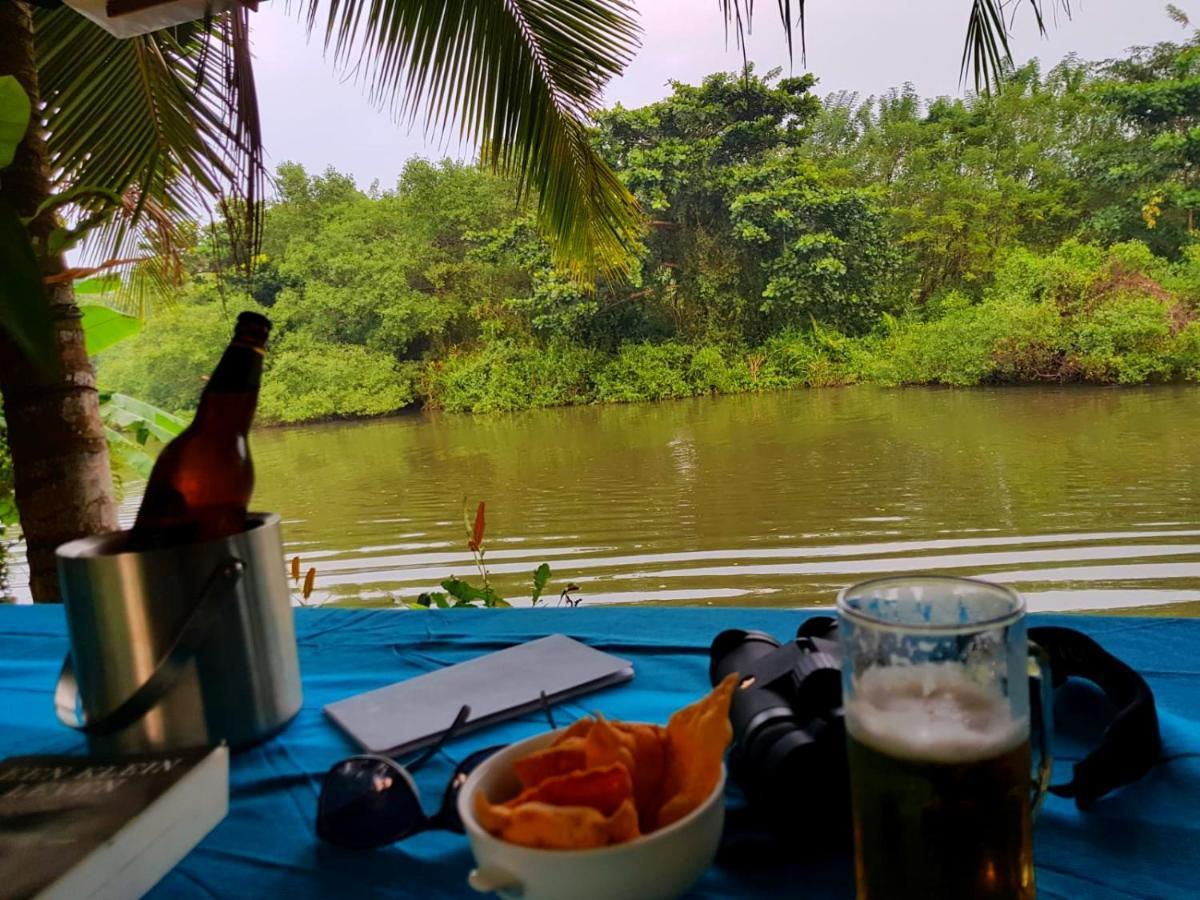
[
  {"x1": 0, "y1": 745, "x2": 228, "y2": 900},
  {"x1": 325, "y1": 634, "x2": 634, "y2": 755}
]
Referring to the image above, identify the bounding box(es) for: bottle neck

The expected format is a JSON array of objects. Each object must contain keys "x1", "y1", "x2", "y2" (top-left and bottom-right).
[{"x1": 195, "y1": 342, "x2": 263, "y2": 432}]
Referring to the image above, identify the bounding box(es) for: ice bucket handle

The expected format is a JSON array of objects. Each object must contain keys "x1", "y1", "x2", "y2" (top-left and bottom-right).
[{"x1": 55, "y1": 557, "x2": 245, "y2": 736}]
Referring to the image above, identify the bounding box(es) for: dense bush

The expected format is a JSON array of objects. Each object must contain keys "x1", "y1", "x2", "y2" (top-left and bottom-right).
[
  {"x1": 97, "y1": 235, "x2": 1200, "y2": 426},
  {"x1": 593, "y1": 343, "x2": 751, "y2": 403},
  {"x1": 424, "y1": 341, "x2": 755, "y2": 411},
  {"x1": 756, "y1": 327, "x2": 859, "y2": 388},
  {"x1": 1072, "y1": 295, "x2": 1177, "y2": 384},
  {"x1": 593, "y1": 343, "x2": 694, "y2": 403},
  {"x1": 97, "y1": 292, "x2": 416, "y2": 424},
  {"x1": 258, "y1": 337, "x2": 416, "y2": 423},
  {"x1": 427, "y1": 342, "x2": 601, "y2": 413},
  {"x1": 858, "y1": 243, "x2": 1200, "y2": 387},
  {"x1": 688, "y1": 345, "x2": 749, "y2": 394},
  {"x1": 865, "y1": 296, "x2": 1059, "y2": 386}
]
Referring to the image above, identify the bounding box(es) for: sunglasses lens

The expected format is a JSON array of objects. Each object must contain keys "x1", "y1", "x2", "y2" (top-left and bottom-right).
[
  {"x1": 317, "y1": 757, "x2": 425, "y2": 848},
  {"x1": 436, "y1": 745, "x2": 505, "y2": 833}
]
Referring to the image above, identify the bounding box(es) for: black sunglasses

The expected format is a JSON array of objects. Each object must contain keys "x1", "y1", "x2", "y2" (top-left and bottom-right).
[{"x1": 317, "y1": 694, "x2": 558, "y2": 849}]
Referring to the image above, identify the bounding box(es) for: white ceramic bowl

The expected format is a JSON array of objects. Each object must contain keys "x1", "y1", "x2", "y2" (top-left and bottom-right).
[{"x1": 458, "y1": 727, "x2": 725, "y2": 900}]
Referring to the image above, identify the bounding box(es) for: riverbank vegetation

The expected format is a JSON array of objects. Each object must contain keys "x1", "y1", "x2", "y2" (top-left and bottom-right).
[{"x1": 96, "y1": 18, "x2": 1200, "y2": 421}]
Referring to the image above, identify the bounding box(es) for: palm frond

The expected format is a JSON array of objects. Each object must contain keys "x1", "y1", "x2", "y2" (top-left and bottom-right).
[
  {"x1": 288, "y1": 0, "x2": 643, "y2": 276},
  {"x1": 717, "y1": 1, "x2": 803, "y2": 67},
  {"x1": 719, "y1": 0, "x2": 1074, "y2": 93},
  {"x1": 720, "y1": 0, "x2": 806, "y2": 66},
  {"x1": 963, "y1": 0, "x2": 1013, "y2": 93},
  {"x1": 34, "y1": 8, "x2": 264, "y2": 312},
  {"x1": 961, "y1": 1, "x2": 1075, "y2": 93}
]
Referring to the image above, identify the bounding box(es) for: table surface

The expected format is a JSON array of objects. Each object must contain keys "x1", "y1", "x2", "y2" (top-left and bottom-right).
[{"x1": 1, "y1": 605, "x2": 1198, "y2": 899}]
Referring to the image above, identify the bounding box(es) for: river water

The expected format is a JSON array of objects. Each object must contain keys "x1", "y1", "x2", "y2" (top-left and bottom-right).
[
  {"x1": 241, "y1": 385, "x2": 1199, "y2": 613},
  {"x1": 8, "y1": 386, "x2": 1199, "y2": 611}
]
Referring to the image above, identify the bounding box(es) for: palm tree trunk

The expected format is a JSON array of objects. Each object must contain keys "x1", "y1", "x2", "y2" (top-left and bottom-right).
[{"x1": 0, "y1": 2, "x2": 118, "y2": 602}]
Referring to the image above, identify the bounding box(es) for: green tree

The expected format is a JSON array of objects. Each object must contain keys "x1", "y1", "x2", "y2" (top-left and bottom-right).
[
  {"x1": 809, "y1": 60, "x2": 1106, "y2": 301},
  {"x1": 468, "y1": 216, "x2": 611, "y2": 346},
  {"x1": 1093, "y1": 13, "x2": 1200, "y2": 252},
  {"x1": 594, "y1": 69, "x2": 895, "y2": 339},
  {"x1": 257, "y1": 336, "x2": 416, "y2": 424},
  {"x1": 264, "y1": 160, "x2": 523, "y2": 359},
  {"x1": 729, "y1": 155, "x2": 898, "y2": 334}
]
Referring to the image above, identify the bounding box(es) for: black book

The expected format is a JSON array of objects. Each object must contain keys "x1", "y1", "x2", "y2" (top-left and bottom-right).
[{"x1": 0, "y1": 745, "x2": 227, "y2": 900}]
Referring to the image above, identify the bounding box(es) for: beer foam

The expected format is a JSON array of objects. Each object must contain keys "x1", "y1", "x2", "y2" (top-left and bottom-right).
[{"x1": 846, "y1": 663, "x2": 1028, "y2": 764}]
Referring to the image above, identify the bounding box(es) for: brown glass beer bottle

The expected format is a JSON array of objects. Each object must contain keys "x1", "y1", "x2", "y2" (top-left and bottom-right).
[{"x1": 127, "y1": 312, "x2": 270, "y2": 550}]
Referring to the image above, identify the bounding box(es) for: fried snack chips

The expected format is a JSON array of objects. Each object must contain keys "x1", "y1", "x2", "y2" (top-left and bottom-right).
[
  {"x1": 474, "y1": 674, "x2": 738, "y2": 850},
  {"x1": 656, "y1": 673, "x2": 737, "y2": 829}
]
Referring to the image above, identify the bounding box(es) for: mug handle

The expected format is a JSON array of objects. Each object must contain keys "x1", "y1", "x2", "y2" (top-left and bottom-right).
[
  {"x1": 1028, "y1": 642, "x2": 1055, "y2": 815},
  {"x1": 55, "y1": 557, "x2": 244, "y2": 736},
  {"x1": 468, "y1": 866, "x2": 524, "y2": 896}
]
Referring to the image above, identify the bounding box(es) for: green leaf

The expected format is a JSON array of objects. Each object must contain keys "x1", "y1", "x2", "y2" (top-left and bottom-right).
[
  {"x1": 531, "y1": 563, "x2": 552, "y2": 606},
  {"x1": 0, "y1": 201, "x2": 54, "y2": 373},
  {"x1": 100, "y1": 391, "x2": 187, "y2": 480},
  {"x1": 440, "y1": 577, "x2": 511, "y2": 608},
  {"x1": 80, "y1": 304, "x2": 142, "y2": 355},
  {"x1": 0, "y1": 76, "x2": 31, "y2": 170},
  {"x1": 103, "y1": 425, "x2": 155, "y2": 478},
  {"x1": 45, "y1": 227, "x2": 72, "y2": 258},
  {"x1": 99, "y1": 392, "x2": 185, "y2": 443},
  {"x1": 441, "y1": 577, "x2": 490, "y2": 605},
  {"x1": 0, "y1": 499, "x2": 18, "y2": 528},
  {"x1": 75, "y1": 275, "x2": 122, "y2": 296}
]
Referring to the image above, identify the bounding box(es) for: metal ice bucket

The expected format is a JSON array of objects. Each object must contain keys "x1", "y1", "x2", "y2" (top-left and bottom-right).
[{"x1": 54, "y1": 513, "x2": 302, "y2": 754}]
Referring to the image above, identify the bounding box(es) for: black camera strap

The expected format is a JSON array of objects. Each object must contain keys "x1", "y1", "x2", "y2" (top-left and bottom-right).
[
  {"x1": 1028, "y1": 626, "x2": 1162, "y2": 810},
  {"x1": 711, "y1": 620, "x2": 1162, "y2": 821}
]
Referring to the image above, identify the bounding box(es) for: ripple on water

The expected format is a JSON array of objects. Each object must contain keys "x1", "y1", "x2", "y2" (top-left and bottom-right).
[{"x1": 6, "y1": 387, "x2": 1200, "y2": 612}]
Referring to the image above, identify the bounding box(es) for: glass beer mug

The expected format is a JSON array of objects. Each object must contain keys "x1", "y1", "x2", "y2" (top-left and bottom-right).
[{"x1": 837, "y1": 576, "x2": 1052, "y2": 900}]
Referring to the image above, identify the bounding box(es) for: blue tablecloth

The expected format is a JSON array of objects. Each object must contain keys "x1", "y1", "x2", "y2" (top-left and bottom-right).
[{"x1": 1, "y1": 606, "x2": 1198, "y2": 899}]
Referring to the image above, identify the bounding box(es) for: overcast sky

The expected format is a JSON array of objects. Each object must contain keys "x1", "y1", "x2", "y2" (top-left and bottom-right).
[{"x1": 249, "y1": 1, "x2": 1193, "y2": 191}]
